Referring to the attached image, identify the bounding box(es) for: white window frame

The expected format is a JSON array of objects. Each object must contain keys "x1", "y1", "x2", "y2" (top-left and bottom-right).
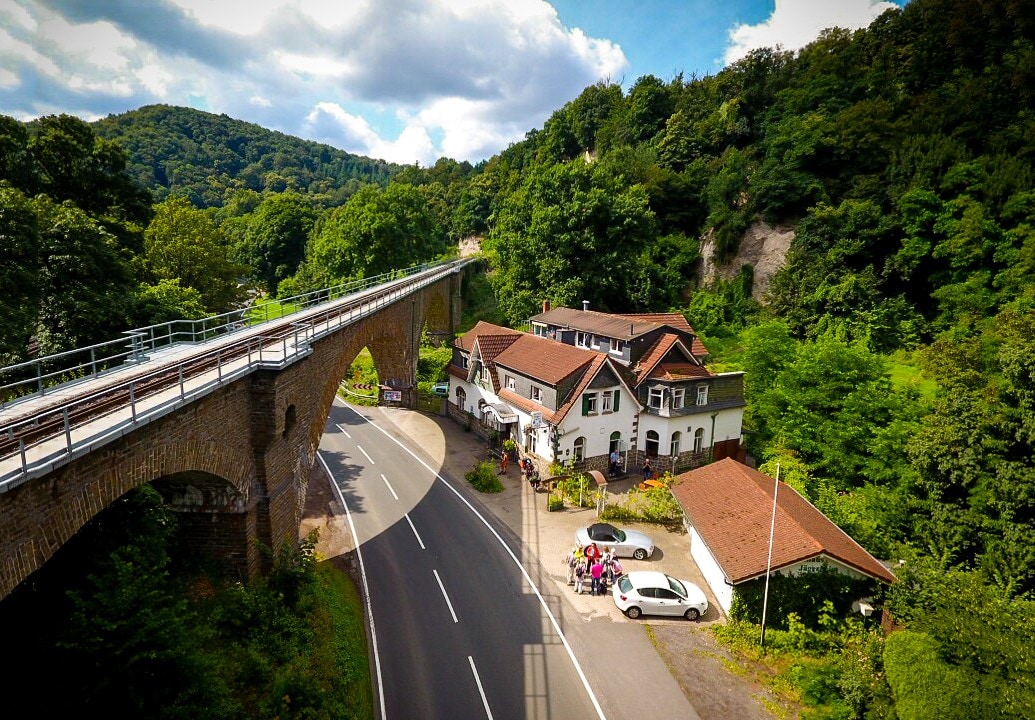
[
  {"x1": 609, "y1": 338, "x2": 624, "y2": 354},
  {"x1": 672, "y1": 387, "x2": 685, "y2": 409},
  {"x1": 506, "y1": 374, "x2": 515, "y2": 391},
  {"x1": 601, "y1": 391, "x2": 613, "y2": 412},
  {"x1": 573, "y1": 436, "x2": 586, "y2": 462},
  {"x1": 696, "y1": 384, "x2": 708, "y2": 406},
  {"x1": 575, "y1": 331, "x2": 589, "y2": 348},
  {"x1": 648, "y1": 387, "x2": 664, "y2": 409},
  {"x1": 585, "y1": 392, "x2": 598, "y2": 414},
  {"x1": 481, "y1": 364, "x2": 491, "y2": 383},
  {"x1": 531, "y1": 385, "x2": 543, "y2": 403},
  {"x1": 693, "y1": 428, "x2": 705, "y2": 453},
  {"x1": 670, "y1": 431, "x2": 681, "y2": 457},
  {"x1": 461, "y1": 354, "x2": 469, "y2": 369}
]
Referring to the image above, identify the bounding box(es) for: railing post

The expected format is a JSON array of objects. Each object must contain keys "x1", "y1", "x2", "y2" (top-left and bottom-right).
[
  {"x1": 217, "y1": 350, "x2": 222, "y2": 381},
  {"x1": 130, "y1": 382, "x2": 137, "y2": 420},
  {"x1": 36, "y1": 361, "x2": 43, "y2": 396},
  {"x1": 63, "y1": 407, "x2": 71, "y2": 451},
  {"x1": 90, "y1": 347, "x2": 97, "y2": 376},
  {"x1": 179, "y1": 365, "x2": 185, "y2": 399},
  {"x1": 19, "y1": 438, "x2": 27, "y2": 475}
]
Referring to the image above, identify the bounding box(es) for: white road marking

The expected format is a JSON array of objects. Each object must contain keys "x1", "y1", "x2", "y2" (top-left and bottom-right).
[
  {"x1": 346, "y1": 405, "x2": 608, "y2": 720},
  {"x1": 405, "y1": 513, "x2": 426, "y2": 549},
  {"x1": 381, "y1": 473, "x2": 399, "y2": 500},
  {"x1": 335, "y1": 423, "x2": 352, "y2": 439},
  {"x1": 357, "y1": 444, "x2": 375, "y2": 464},
  {"x1": 468, "y1": 656, "x2": 495, "y2": 720},
  {"x1": 317, "y1": 451, "x2": 386, "y2": 720},
  {"x1": 433, "y1": 569, "x2": 459, "y2": 624}
]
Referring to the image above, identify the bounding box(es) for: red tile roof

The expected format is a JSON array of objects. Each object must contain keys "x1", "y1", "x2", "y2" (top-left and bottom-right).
[
  {"x1": 455, "y1": 321, "x2": 521, "y2": 352},
  {"x1": 493, "y1": 334, "x2": 597, "y2": 385},
  {"x1": 670, "y1": 459, "x2": 896, "y2": 585},
  {"x1": 631, "y1": 333, "x2": 709, "y2": 385}
]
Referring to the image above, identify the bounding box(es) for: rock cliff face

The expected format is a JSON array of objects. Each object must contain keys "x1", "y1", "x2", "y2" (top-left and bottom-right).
[{"x1": 699, "y1": 221, "x2": 795, "y2": 301}]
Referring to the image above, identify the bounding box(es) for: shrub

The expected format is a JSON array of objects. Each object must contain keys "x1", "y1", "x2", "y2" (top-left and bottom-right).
[
  {"x1": 554, "y1": 474, "x2": 597, "y2": 508},
  {"x1": 465, "y1": 461, "x2": 503, "y2": 493},
  {"x1": 730, "y1": 566, "x2": 876, "y2": 629}
]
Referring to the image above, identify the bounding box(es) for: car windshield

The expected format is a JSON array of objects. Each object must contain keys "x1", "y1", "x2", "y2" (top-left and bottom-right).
[
  {"x1": 614, "y1": 528, "x2": 626, "y2": 542},
  {"x1": 667, "y1": 576, "x2": 687, "y2": 598},
  {"x1": 617, "y1": 576, "x2": 633, "y2": 592}
]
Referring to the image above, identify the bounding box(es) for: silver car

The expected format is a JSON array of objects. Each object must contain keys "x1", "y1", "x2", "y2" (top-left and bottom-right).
[
  {"x1": 613, "y1": 571, "x2": 708, "y2": 620},
  {"x1": 575, "y1": 522, "x2": 654, "y2": 560}
]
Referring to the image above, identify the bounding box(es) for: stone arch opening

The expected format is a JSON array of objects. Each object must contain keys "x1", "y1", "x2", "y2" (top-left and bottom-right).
[{"x1": 283, "y1": 404, "x2": 297, "y2": 439}]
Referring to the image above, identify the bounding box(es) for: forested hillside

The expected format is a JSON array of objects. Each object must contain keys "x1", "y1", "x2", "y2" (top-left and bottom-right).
[
  {"x1": 2, "y1": 0, "x2": 1034, "y2": 716},
  {"x1": 93, "y1": 104, "x2": 401, "y2": 208}
]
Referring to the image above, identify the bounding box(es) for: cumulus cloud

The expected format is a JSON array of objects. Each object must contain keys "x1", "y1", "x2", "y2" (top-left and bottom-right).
[
  {"x1": 3, "y1": 0, "x2": 627, "y2": 164},
  {"x1": 724, "y1": 0, "x2": 898, "y2": 64}
]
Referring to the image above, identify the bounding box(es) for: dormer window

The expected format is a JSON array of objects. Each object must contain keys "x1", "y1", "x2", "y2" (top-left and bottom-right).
[
  {"x1": 696, "y1": 384, "x2": 708, "y2": 406},
  {"x1": 461, "y1": 354, "x2": 469, "y2": 369},
  {"x1": 531, "y1": 385, "x2": 543, "y2": 403},
  {"x1": 609, "y1": 338, "x2": 624, "y2": 354},
  {"x1": 575, "y1": 331, "x2": 589, "y2": 348},
  {"x1": 648, "y1": 387, "x2": 664, "y2": 409},
  {"x1": 672, "y1": 387, "x2": 685, "y2": 409},
  {"x1": 506, "y1": 374, "x2": 515, "y2": 391}
]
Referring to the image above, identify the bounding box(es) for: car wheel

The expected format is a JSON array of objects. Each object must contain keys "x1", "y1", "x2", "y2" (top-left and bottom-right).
[
  {"x1": 625, "y1": 606, "x2": 642, "y2": 619},
  {"x1": 633, "y1": 548, "x2": 648, "y2": 561},
  {"x1": 684, "y1": 608, "x2": 700, "y2": 621}
]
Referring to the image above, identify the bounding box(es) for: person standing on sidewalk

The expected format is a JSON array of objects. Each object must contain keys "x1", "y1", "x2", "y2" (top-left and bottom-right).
[
  {"x1": 590, "y1": 558, "x2": 604, "y2": 596},
  {"x1": 563, "y1": 545, "x2": 577, "y2": 585},
  {"x1": 642, "y1": 457, "x2": 653, "y2": 481},
  {"x1": 574, "y1": 557, "x2": 587, "y2": 594}
]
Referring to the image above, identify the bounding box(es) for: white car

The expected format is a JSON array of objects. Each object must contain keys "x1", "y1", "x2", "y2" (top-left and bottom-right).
[
  {"x1": 575, "y1": 521, "x2": 654, "y2": 560},
  {"x1": 613, "y1": 571, "x2": 708, "y2": 621}
]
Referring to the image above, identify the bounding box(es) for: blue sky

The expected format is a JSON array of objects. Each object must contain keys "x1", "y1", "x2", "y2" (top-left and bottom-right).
[{"x1": 0, "y1": 0, "x2": 906, "y2": 166}]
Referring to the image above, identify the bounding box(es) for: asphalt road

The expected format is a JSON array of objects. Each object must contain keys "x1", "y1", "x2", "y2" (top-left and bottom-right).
[{"x1": 318, "y1": 401, "x2": 606, "y2": 720}]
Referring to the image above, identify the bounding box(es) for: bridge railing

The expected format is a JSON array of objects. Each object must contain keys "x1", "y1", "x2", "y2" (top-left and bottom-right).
[
  {"x1": 0, "y1": 260, "x2": 453, "y2": 409},
  {"x1": 0, "y1": 258, "x2": 469, "y2": 490}
]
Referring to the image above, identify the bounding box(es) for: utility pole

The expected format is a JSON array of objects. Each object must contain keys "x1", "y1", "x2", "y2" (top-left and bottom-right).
[{"x1": 760, "y1": 463, "x2": 780, "y2": 655}]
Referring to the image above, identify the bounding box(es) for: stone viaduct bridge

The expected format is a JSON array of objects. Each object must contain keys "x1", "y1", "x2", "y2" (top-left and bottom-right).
[{"x1": 0, "y1": 260, "x2": 472, "y2": 600}]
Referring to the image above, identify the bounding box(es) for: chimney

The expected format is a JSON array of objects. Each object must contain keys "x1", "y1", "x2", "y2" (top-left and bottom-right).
[
  {"x1": 543, "y1": 299, "x2": 550, "y2": 313},
  {"x1": 582, "y1": 300, "x2": 589, "y2": 312}
]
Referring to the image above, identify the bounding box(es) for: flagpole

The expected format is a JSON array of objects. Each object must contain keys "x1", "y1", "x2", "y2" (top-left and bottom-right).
[{"x1": 760, "y1": 462, "x2": 780, "y2": 654}]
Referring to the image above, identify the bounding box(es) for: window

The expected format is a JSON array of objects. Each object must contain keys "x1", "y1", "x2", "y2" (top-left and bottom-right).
[
  {"x1": 575, "y1": 331, "x2": 589, "y2": 347},
  {"x1": 481, "y1": 364, "x2": 491, "y2": 383},
  {"x1": 648, "y1": 387, "x2": 664, "y2": 409},
  {"x1": 456, "y1": 387, "x2": 466, "y2": 412},
  {"x1": 609, "y1": 431, "x2": 622, "y2": 454},
  {"x1": 696, "y1": 384, "x2": 708, "y2": 406},
  {"x1": 531, "y1": 385, "x2": 543, "y2": 403},
  {"x1": 505, "y1": 375, "x2": 515, "y2": 391},
  {"x1": 609, "y1": 338, "x2": 624, "y2": 354},
  {"x1": 672, "y1": 387, "x2": 685, "y2": 409},
  {"x1": 583, "y1": 392, "x2": 598, "y2": 415},
  {"x1": 573, "y1": 436, "x2": 586, "y2": 462},
  {"x1": 646, "y1": 430, "x2": 660, "y2": 457},
  {"x1": 693, "y1": 428, "x2": 705, "y2": 453},
  {"x1": 670, "y1": 431, "x2": 681, "y2": 457},
  {"x1": 461, "y1": 354, "x2": 469, "y2": 369},
  {"x1": 533, "y1": 323, "x2": 547, "y2": 337},
  {"x1": 601, "y1": 391, "x2": 613, "y2": 412}
]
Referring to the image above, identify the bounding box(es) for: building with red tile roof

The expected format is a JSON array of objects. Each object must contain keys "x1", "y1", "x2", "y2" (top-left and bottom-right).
[{"x1": 670, "y1": 458, "x2": 896, "y2": 615}]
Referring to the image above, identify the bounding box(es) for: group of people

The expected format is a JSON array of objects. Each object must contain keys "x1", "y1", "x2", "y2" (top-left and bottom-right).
[
  {"x1": 520, "y1": 457, "x2": 541, "y2": 490},
  {"x1": 563, "y1": 543, "x2": 623, "y2": 596}
]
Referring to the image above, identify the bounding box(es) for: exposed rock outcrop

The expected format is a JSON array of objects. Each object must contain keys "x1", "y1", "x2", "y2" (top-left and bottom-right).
[{"x1": 699, "y1": 220, "x2": 795, "y2": 301}]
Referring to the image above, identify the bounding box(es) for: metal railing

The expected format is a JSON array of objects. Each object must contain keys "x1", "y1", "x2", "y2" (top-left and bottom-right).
[
  {"x1": 0, "y1": 260, "x2": 454, "y2": 409},
  {"x1": 0, "y1": 259, "x2": 470, "y2": 490}
]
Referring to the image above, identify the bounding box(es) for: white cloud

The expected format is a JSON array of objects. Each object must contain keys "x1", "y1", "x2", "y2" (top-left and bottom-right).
[
  {"x1": 1, "y1": 0, "x2": 627, "y2": 164},
  {"x1": 724, "y1": 0, "x2": 897, "y2": 64}
]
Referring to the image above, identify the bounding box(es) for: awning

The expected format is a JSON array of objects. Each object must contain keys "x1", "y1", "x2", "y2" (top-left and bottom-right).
[{"x1": 483, "y1": 402, "x2": 518, "y2": 424}]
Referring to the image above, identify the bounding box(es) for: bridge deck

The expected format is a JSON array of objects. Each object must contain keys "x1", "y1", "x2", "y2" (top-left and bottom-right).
[{"x1": 0, "y1": 261, "x2": 467, "y2": 491}]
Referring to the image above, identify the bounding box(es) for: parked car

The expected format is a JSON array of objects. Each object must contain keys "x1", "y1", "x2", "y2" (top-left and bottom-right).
[
  {"x1": 575, "y1": 521, "x2": 654, "y2": 560},
  {"x1": 613, "y1": 571, "x2": 708, "y2": 620},
  {"x1": 431, "y1": 381, "x2": 449, "y2": 396}
]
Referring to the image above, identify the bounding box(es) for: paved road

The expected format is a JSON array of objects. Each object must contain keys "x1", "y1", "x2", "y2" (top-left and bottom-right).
[{"x1": 318, "y1": 401, "x2": 606, "y2": 720}]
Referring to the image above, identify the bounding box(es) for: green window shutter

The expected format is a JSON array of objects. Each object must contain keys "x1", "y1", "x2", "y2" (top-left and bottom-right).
[
  {"x1": 582, "y1": 394, "x2": 589, "y2": 416},
  {"x1": 613, "y1": 390, "x2": 620, "y2": 412}
]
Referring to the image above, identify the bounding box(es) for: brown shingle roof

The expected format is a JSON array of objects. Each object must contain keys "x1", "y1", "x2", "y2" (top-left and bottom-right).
[
  {"x1": 455, "y1": 321, "x2": 522, "y2": 352},
  {"x1": 619, "y1": 313, "x2": 709, "y2": 357},
  {"x1": 647, "y1": 363, "x2": 713, "y2": 381},
  {"x1": 670, "y1": 459, "x2": 896, "y2": 585},
  {"x1": 455, "y1": 322, "x2": 525, "y2": 393},
  {"x1": 529, "y1": 307, "x2": 662, "y2": 340}
]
